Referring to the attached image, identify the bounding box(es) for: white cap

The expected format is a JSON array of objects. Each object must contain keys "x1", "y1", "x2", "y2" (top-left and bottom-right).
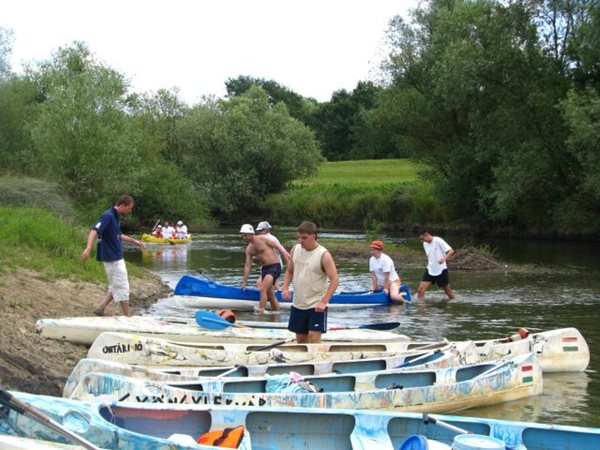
[
  {"x1": 240, "y1": 224, "x2": 255, "y2": 234},
  {"x1": 177, "y1": 220, "x2": 183, "y2": 225},
  {"x1": 157, "y1": 225, "x2": 162, "y2": 228},
  {"x1": 256, "y1": 221, "x2": 272, "y2": 231}
]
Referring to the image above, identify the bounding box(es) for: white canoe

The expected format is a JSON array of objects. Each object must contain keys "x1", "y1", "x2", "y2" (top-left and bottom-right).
[
  {"x1": 87, "y1": 332, "x2": 436, "y2": 366},
  {"x1": 69, "y1": 353, "x2": 542, "y2": 413},
  {"x1": 35, "y1": 315, "x2": 408, "y2": 345},
  {"x1": 473, "y1": 327, "x2": 589, "y2": 372},
  {"x1": 83, "y1": 327, "x2": 589, "y2": 372},
  {"x1": 68, "y1": 351, "x2": 517, "y2": 397},
  {"x1": 64, "y1": 341, "x2": 478, "y2": 397}
]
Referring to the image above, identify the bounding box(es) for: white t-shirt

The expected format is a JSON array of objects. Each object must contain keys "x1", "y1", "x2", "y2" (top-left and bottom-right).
[
  {"x1": 423, "y1": 236, "x2": 452, "y2": 276},
  {"x1": 176, "y1": 225, "x2": 188, "y2": 238},
  {"x1": 162, "y1": 226, "x2": 175, "y2": 239},
  {"x1": 369, "y1": 253, "x2": 400, "y2": 287}
]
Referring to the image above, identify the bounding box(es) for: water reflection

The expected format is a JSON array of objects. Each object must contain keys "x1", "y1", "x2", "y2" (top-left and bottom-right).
[{"x1": 457, "y1": 372, "x2": 593, "y2": 426}]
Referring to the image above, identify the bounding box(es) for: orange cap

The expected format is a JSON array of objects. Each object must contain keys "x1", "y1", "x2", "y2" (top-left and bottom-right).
[{"x1": 369, "y1": 240, "x2": 384, "y2": 250}]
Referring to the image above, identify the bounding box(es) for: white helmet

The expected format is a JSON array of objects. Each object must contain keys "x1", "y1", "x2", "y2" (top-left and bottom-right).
[
  {"x1": 256, "y1": 221, "x2": 272, "y2": 231},
  {"x1": 239, "y1": 224, "x2": 255, "y2": 234}
]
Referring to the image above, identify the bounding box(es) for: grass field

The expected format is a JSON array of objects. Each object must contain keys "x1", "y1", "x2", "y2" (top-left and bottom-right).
[
  {"x1": 264, "y1": 159, "x2": 444, "y2": 229},
  {"x1": 295, "y1": 159, "x2": 424, "y2": 187}
]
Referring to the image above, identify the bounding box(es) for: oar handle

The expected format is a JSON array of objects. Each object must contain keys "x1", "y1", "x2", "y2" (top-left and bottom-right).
[
  {"x1": 0, "y1": 390, "x2": 102, "y2": 450},
  {"x1": 423, "y1": 413, "x2": 470, "y2": 434}
]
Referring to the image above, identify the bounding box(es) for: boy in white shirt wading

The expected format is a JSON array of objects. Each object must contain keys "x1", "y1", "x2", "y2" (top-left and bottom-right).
[{"x1": 417, "y1": 230, "x2": 455, "y2": 300}]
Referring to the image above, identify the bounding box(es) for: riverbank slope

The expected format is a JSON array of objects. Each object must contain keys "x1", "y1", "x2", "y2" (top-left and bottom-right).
[{"x1": 0, "y1": 268, "x2": 170, "y2": 396}]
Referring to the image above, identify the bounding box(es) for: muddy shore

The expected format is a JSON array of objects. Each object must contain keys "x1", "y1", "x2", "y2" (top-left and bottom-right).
[{"x1": 0, "y1": 269, "x2": 171, "y2": 396}]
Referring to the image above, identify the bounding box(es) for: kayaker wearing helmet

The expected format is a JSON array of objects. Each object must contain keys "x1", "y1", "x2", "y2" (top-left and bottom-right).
[{"x1": 240, "y1": 224, "x2": 290, "y2": 313}]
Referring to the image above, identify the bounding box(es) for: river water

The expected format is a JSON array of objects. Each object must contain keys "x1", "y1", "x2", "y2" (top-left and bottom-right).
[{"x1": 125, "y1": 229, "x2": 600, "y2": 428}]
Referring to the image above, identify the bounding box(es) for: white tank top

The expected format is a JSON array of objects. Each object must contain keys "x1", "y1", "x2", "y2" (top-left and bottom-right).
[{"x1": 291, "y1": 243, "x2": 329, "y2": 309}]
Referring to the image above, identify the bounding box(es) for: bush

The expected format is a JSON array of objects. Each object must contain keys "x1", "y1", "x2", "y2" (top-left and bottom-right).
[{"x1": 0, "y1": 175, "x2": 75, "y2": 219}]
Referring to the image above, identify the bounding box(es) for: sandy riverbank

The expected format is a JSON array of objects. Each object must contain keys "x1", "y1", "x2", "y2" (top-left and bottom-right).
[{"x1": 0, "y1": 269, "x2": 171, "y2": 396}]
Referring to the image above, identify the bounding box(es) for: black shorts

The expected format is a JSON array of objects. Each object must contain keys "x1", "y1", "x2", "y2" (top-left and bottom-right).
[
  {"x1": 422, "y1": 269, "x2": 450, "y2": 287},
  {"x1": 261, "y1": 263, "x2": 282, "y2": 285},
  {"x1": 288, "y1": 305, "x2": 327, "y2": 334}
]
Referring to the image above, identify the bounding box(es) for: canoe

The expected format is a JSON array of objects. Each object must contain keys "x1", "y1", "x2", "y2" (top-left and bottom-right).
[
  {"x1": 472, "y1": 327, "x2": 589, "y2": 372},
  {"x1": 4, "y1": 392, "x2": 599, "y2": 450},
  {"x1": 86, "y1": 332, "x2": 438, "y2": 366},
  {"x1": 69, "y1": 351, "x2": 538, "y2": 398},
  {"x1": 141, "y1": 233, "x2": 191, "y2": 244},
  {"x1": 70, "y1": 353, "x2": 542, "y2": 413},
  {"x1": 82, "y1": 326, "x2": 589, "y2": 372},
  {"x1": 0, "y1": 435, "x2": 87, "y2": 449},
  {"x1": 64, "y1": 342, "x2": 478, "y2": 397},
  {"x1": 35, "y1": 315, "x2": 409, "y2": 345},
  {"x1": 173, "y1": 275, "x2": 412, "y2": 310}
]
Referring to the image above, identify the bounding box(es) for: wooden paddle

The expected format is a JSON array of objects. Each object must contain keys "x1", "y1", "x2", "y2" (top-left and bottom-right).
[
  {"x1": 329, "y1": 321, "x2": 400, "y2": 331},
  {"x1": 0, "y1": 389, "x2": 102, "y2": 450}
]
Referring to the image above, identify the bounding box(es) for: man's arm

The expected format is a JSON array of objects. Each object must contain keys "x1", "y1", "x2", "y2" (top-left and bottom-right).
[
  {"x1": 81, "y1": 229, "x2": 98, "y2": 262},
  {"x1": 371, "y1": 272, "x2": 378, "y2": 292},
  {"x1": 316, "y1": 252, "x2": 338, "y2": 312},
  {"x1": 120, "y1": 234, "x2": 145, "y2": 250},
  {"x1": 241, "y1": 247, "x2": 253, "y2": 289},
  {"x1": 281, "y1": 247, "x2": 295, "y2": 301}
]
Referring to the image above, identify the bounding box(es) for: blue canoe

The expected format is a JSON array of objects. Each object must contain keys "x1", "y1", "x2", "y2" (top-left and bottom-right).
[
  {"x1": 174, "y1": 275, "x2": 412, "y2": 310},
  {"x1": 1, "y1": 391, "x2": 599, "y2": 449}
]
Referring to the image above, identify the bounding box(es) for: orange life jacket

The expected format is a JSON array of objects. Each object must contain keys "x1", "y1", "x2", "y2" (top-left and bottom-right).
[
  {"x1": 197, "y1": 426, "x2": 245, "y2": 448},
  {"x1": 217, "y1": 309, "x2": 237, "y2": 323}
]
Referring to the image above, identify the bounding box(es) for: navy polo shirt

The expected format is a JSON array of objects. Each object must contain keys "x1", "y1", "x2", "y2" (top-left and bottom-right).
[{"x1": 93, "y1": 207, "x2": 123, "y2": 262}]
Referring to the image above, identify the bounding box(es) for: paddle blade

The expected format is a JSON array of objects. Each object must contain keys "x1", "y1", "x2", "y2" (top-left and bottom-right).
[
  {"x1": 329, "y1": 321, "x2": 400, "y2": 331},
  {"x1": 195, "y1": 311, "x2": 233, "y2": 330},
  {"x1": 360, "y1": 321, "x2": 400, "y2": 331}
]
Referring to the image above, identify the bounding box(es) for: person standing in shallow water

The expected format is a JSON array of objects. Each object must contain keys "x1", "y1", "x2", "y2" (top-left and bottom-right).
[
  {"x1": 282, "y1": 221, "x2": 339, "y2": 344},
  {"x1": 240, "y1": 224, "x2": 290, "y2": 313},
  {"x1": 368, "y1": 240, "x2": 406, "y2": 303},
  {"x1": 417, "y1": 230, "x2": 455, "y2": 300},
  {"x1": 81, "y1": 195, "x2": 145, "y2": 316}
]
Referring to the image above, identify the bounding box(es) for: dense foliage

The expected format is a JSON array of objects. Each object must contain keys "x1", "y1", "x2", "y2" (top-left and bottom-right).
[
  {"x1": 1, "y1": 0, "x2": 598, "y2": 236},
  {"x1": 374, "y1": 0, "x2": 600, "y2": 234}
]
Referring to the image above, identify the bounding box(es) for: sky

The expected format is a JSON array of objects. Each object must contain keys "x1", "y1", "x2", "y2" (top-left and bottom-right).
[{"x1": 2, "y1": 0, "x2": 416, "y2": 104}]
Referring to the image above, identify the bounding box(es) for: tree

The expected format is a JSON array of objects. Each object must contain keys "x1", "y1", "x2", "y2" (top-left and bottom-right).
[
  {"x1": 176, "y1": 86, "x2": 322, "y2": 217},
  {"x1": 26, "y1": 42, "x2": 142, "y2": 205},
  {"x1": 378, "y1": 0, "x2": 584, "y2": 230},
  {"x1": 313, "y1": 81, "x2": 385, "y2": 160},
  {"x1": 0, "y1": 26, "x2": 13, "y2": 80},
  {"x1": 225, "y1": 75, "x2": 317, "y2": 124}
]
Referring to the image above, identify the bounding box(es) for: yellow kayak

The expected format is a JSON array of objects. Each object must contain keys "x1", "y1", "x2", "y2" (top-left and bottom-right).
[{"x1": 141, "y1": 233, "x2": 191, "y2": 244}]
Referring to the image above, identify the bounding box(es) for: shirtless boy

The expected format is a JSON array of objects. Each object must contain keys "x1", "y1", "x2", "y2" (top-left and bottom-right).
[{"x1": 240, "y1": 224, "x2": 290, "y2": 312}]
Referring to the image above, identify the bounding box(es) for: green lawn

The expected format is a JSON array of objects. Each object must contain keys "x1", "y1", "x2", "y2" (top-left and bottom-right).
[{"x1": 295, "y1": 159, "x2": 423, "y2": 186}]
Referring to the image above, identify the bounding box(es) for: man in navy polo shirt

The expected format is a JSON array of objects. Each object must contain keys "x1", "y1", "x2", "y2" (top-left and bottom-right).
[{"x1": 81, "y1": 195, "x2": 145, "y2": 316}]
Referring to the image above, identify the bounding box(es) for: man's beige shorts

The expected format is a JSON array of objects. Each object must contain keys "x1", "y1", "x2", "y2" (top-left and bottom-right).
[{"x1": 102, "y1": 259, "x2": 130, "y2": 302}]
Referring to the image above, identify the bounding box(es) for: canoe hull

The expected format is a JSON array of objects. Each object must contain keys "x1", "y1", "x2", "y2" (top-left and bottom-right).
[
  {"x1": 71, "y1": 353, "x2": 542, "y2": 413},
  {"x1": 141, "y1": 233, "x2": 191, "y2": 244},
  {"x1": 173, "y1": 274, "x2": 412, "y2": 310},
  {"x1": 86, "y1": 332, "x2": 424, "y2": 366},
  {"x1": 64, "y1": 342, "x2": 479, "y2": 397},
  {"x1": 4, "y1": 391, "x2": 599, "y2": 450},
  {"x1": 36, "y1": 315, "x2": 408, "y2": 345}
]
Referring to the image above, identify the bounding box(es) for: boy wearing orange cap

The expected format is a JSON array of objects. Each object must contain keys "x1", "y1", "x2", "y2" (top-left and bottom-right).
[{"x1": 369, "y1": 240, "x2": 406, "y2": 303}]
